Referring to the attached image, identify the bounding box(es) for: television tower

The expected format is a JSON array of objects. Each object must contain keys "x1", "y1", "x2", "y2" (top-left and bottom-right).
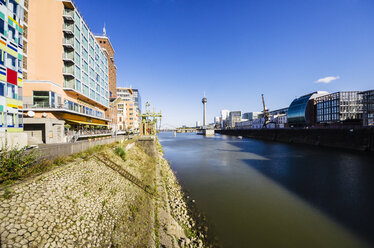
[{"x1": 202, "y1": 92, "x2": 207, "y2": 127}]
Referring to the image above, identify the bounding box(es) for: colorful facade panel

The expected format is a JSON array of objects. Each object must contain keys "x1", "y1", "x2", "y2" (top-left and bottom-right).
[{"x1": 0, "y1": 0, "x2": 24, "y2": 133}]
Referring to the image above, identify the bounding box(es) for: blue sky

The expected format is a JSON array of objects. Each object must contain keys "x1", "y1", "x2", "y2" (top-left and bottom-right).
[{"x1": 75, "y1": 0, "x2": 374, "y2": 127}]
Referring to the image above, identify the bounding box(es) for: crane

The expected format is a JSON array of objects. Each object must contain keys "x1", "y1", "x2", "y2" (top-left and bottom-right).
[
  {"x1": 139, "y1": 102, "x2": 162, "y2": 135},
  {"x1": 261, "y1": 94, "x2": 274, "y2": 128}
]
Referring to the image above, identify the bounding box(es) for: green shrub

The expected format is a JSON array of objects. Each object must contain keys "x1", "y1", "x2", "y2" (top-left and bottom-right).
[
  {"x1": 0, "y1": 143, "x2": 38, "y2": 185},
  {"x1": 114, "y1": 147, "x2": 126, "y2": 161}
]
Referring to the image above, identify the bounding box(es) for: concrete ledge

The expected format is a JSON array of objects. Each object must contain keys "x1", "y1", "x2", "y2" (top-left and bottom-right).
[
  {"x1": 0, "y1": 133, "x2": 28, "y2": 149},
  {"x1": 217, "y1": 128, "x2": 374, "y2": 152}
]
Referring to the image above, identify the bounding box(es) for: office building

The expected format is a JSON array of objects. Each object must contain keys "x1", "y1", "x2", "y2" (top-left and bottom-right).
[
  {"x1": 0, "y1": 0, "x2": 28, "y2": 147},
  {"x1": 228, "y1": 111, "x2": 241, "y2": 128},
  {"x1": 315, "y1": 91, "x2": 363, "y2": 125},
  {"x1": 287, "y1": 91, "x2": 328, "y2": 127},
  {"x1": 361, "y1": 90, "x2": 374, "y2": 126},
  {"x1": 22, "y1": 0, "x2": 110, "y2": 144}
]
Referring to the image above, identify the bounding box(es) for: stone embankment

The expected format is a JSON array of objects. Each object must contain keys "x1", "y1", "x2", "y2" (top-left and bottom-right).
[
  {"x1": 0, "y1": 137, "x2": 207, "y2": 247},
  {"x1": 217, "y1": 128, "x2": 374, "y2": 152}
]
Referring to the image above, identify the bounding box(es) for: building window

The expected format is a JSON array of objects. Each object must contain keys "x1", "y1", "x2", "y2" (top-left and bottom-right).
[
  {"x1": 0, "y1": 82, "x2": 4, "y2": 96},
  {"x1": 0, "y1": 17, "x2": 4, "y2": 36},
  {"x1": 7, "y1": 54, "x2": 16, "y2": 70},
  {"x1": 8, "y1": 25, "x2": 16, "y2": 41},
  {"x1": 33, "y1": 91, "x2": 49, "y2": 107},
  {"x1": 0, "y1": 111, "x2": 4, "y2": 127},
  {"x1": 0, "y1": 49, "x2": 4, "y2": 65},
  {"x1": 7, "y1": 83, "x2": 15, "y2": 99},
  {"x1": 18, "y1": 113, "x2": 23, "y2": 127},
  {"x1": 7, "y1": 113, "x2": 14, "y2": 127}
]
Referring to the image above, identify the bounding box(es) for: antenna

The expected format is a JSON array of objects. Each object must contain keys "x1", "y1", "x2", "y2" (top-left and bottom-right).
[{"x1": 103, "y1": 23, "x2": 107, "y2": 36}]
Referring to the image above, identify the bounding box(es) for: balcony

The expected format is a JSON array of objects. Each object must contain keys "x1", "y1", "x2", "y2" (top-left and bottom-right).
[
  {"x1": 63, "y1": 51, "x2": 74, "y2": 63},
  {"x1": 63, "y1": 37, "x2": 74, "y2": 49},
  {"x1": 63, "y1": 65, "x2": 75, "y2": 77},
  {"x1": 63, "y1": 8, "x2": 74, "y2": 22},
  {"x1": 23, "y1": 103, "x2": 109, "y2": 122},
  {"x1": 63, "y1": 23, "x2": 74, "y2": 35}
]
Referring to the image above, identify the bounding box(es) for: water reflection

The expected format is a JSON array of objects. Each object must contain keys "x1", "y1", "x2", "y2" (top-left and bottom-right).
[{"x1": 159, "y1": 132, "x2": 373, "y2": 248}]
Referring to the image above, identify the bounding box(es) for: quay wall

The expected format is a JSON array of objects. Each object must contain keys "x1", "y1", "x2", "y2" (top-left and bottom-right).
[
  {"x1": 216, "y1": 128, "x2": 374, "y2": 152},
  {"x1": 36, "y1": 136, "x2": 129, "y2": 160}
]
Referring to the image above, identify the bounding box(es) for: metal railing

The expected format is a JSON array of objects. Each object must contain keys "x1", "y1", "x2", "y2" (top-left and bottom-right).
[
  {"x1": 63, "y1": 8, "x2": 74, "y2": 19},
  {"x1": 63, "y1": 37, "x2": 74, "y2": 46},
  {"x1": 63, "y1": 23, "x2": 74, "y2": 33},
  {"x1": 23, "y1": 103, "x2": 107, "y2": 122},
  {"x1": 63, "y1": 66, "x2": 74, "y2": 74},
  {"x1": 63, "y1": 51, "x2": 74, "y2": 61}
]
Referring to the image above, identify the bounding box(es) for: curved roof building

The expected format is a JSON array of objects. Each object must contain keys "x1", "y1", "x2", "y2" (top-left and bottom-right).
[{"x1": 287, "y1": 91, "x2": 328, "y2": 126}]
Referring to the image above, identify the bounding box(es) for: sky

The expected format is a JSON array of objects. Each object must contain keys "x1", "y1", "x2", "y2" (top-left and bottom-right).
[{"x1": 75, "y1": 0, "x2": 374, "y2": 128}]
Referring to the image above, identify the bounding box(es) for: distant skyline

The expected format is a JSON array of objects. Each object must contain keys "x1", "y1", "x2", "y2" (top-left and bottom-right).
[{"x1": 75, "y1": 0, "x2": 374, "y2": 127}]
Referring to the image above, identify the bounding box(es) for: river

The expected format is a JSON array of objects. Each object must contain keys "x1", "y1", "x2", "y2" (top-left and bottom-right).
[{"x1": 158, "y1": 132, "x2": 374, "y2": 248}]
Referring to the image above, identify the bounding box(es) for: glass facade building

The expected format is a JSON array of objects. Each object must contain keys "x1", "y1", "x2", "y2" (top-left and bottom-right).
[
  {"x1": 361, "y1": 90, "x2": 374, "y2": 126},
  {"x1": 315, "y1": 91, "x2": 363, "y2": 125},
  {"x1": 63, "y1": 5, "x2": 109, "y2": 108},
  {"x1": 287, "y1": 91, "x2": 328, "y2": 127},
  {"x1": 0, "y1": 0, "x2": 24, "y2": 133}
]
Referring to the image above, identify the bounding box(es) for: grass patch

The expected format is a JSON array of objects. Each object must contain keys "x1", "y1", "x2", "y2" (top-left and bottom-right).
[
  {"x1": 114, "y1": 147, "x2": 127, "y2": 161},
  {"x1": 0, "y1": 144, "x2": 38, "y2": 185}
]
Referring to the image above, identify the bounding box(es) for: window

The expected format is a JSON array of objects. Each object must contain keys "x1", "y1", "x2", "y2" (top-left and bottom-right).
[
  {"x1": 33, "y1": 91, "x2": 49, "y2": 107},
  {"x1": 0, "y1": 48, "x2": 4, "y2": 65},
  {"x1": 8, "y1": 25, "x2": 16, "y2": 41},
  {"x1": 76, "y1": 79, "x2": 82, "y2": 92},
  {"x1": 7, "y1": 54, "x2": 16, "y2": 70},
  {"x1": 51, "y1": 92, "x2": 55, "y2": 108},
  {"x1": 18, "y1": 87, "x2": 22, "y2": 100},
  {"x1": 0, "y1": 82, "x2": 4, "y2": 96},
  {"x1": 83, "y1": 84, "x2": 89, "y2": 96},
  {"x1": 18, "y1": 113, "x2": 23, "y2": 127},
  {"x1": 7, "y1": 83, "x2": 15, "y2": 99},
  {"x1": 0, "y1": 111, "x2": 4, "y2": 127},
  {"x1": 7, "y1": 113, "x2": 14, "y2": 127},
  {"x1": 0, "y1": 17, "x2": 4, "y2": 35}
]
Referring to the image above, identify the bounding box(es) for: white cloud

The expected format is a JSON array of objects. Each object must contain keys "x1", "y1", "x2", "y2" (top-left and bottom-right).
[{"x1": 315, "y1": 76, "x2": 340, "y2": 84}]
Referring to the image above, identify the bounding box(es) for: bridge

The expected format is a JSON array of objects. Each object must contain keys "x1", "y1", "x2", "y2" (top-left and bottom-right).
[{"x1": 159, "y1": 124, "x2": 197, "y2": 133}]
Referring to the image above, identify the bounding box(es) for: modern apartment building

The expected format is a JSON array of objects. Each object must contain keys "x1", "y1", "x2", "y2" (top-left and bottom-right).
[
  {"x1": 96, "y1": 28, "x2": 119, "y2": 131},
  {"x1": 361, "y1": 90, "x2": 374, "y2": 126},
  {"x1": 117, "y1": 87, "x2": 137, "y2": 131},
  {"x1": 315, "y1": 91, "x2": 363, "y2": 125},
  {"x1": 96, "y1": 29, "x2": 116, "y2": 99},
  {"x1": 22, "y1": 0, "x2": 110, "y2": 144},
  {"x1": 0, "y1": 0, "x2": 25, "y2": 137}
]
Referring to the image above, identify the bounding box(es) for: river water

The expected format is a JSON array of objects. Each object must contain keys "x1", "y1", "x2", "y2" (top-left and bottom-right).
[{"x1": 158, "y1": 132, "x2": 374, "y2": 248}]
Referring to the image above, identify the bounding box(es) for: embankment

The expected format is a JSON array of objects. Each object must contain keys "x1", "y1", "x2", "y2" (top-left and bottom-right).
[
  {"x1": 217, "y1": 128, "x2": 374, "y2": 152},
  {"x1": 0, "y1": 137, "x2": 207, "y2": 247}
]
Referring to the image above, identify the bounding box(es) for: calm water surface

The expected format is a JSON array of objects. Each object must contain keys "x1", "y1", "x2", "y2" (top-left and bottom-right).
[{"x1": 158, "y1": 132, "x2": 374, "y2": 248}]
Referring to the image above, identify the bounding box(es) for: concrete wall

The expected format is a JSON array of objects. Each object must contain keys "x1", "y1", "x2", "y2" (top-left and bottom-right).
[
  {"x1": 36, "y1": 136, "x2": 127, "y2": 160},
  {"x1": 136, "y1": 136, "x2": 157, "y2": 158},
  {"x1": 24, "y1": 118, "x2": 65, "y2": 144},
  {"x1": 0, "y1": 133, "x2": 28, "y2": 149},
  {"x1": 217, "y1": 128, "x2": 374, "y2": 152}
]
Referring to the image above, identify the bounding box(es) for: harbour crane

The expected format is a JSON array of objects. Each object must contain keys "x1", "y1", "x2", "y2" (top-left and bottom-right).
[
  {"x1": 261, "y1": 94, "x2": 275, "y2": 128},
  {"x1": 140, "y1": 102, "x2": 162, "y2": 135}
]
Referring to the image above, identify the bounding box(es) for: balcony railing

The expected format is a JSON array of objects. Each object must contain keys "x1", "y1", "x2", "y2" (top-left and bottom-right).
[
  {"x1": 23, "y1": 103, "x2": 107, "y2": 121},
  {"x1": 63, "y1": 66, "x2": 75, "y2": 75},
  {"x1": 63, "y1": 52, "x2": 74, "y2": 61},
  {"x1": 63, "y1": 23, "x2": 74, "y2": 34},
  {"x1": 63, "y1": 8, "x2": 74, "y2": 20},
  {"x1": 63, "y1": 37, "x2": 74, "y2": 48}
]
